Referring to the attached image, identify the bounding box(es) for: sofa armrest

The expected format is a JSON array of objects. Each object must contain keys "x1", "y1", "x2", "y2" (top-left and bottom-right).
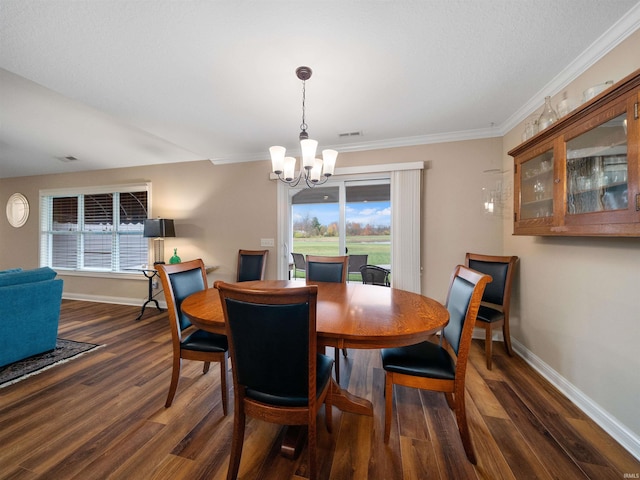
[{"x1": 0, "y1": 278, "x2": 64, "y2": 367}]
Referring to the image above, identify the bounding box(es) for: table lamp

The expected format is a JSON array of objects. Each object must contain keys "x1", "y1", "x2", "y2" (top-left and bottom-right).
[{"x1": 143, "y1": 218, "x2": 176, "y2": 265}]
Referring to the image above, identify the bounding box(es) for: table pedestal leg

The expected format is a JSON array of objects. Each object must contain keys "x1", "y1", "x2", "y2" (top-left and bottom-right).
[
  {"x1": 330, "y1": 379, "x2": 373, "y2": 416},
  {"x1": 277, "y1": 378, "x2": 373, "y2": 456}
]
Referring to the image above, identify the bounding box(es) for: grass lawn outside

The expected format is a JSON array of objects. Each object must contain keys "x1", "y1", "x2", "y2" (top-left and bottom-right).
[{"x1": 292, "y1": 235, "x2": 390, "y2": 281}]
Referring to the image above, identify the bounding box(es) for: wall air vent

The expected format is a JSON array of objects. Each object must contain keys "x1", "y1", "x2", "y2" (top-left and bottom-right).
[{"x1": 338, "y1": 131, "x2": 363, "y2": 138}]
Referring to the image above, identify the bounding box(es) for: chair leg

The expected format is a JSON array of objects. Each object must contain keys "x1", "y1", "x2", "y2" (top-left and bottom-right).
[
  {"x1": 444, "y1": 391, "x2": 455, "y2": 410},
  {"x1": 502, "y1": 318, "x2": 514, "y2": 357},
  {"x1": 485, "y1": 324, "x2": 493, "y2": 370},
  {"x1": 165, "y1": 356, "x2": 182, "y2": 408},
  {"x1": 324, "y1": 391, "x2": 333, "y2": 434},
  {"x1": 202, "y1": 361, "x2": 211, "y2": 374},
  {"x1": 384, "y1": 374, "x2": 393, "y2": 443},
  {"x1": 308, "y1": 415, "x2": 317, "y2": 480},
  {"x1": 220, "y1": 355, "x2": 228, "y2": 416},
  {"x1": 453, "y1": 387, "x2": 476, "y2": 464},
  {"x1": 227, "y1": 398, "x2": 246, "y2": 480},
  {"x1": 334, "y1": 348, "x2": 340, "y2": 384},
  {"x1": 342, "y1": 348, "x2": 348, "y2": 358}
]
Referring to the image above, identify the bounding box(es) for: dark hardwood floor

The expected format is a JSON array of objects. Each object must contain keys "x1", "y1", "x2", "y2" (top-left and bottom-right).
[{"x1": 0, "y1": 300, "x2": 638, "y2": 479}]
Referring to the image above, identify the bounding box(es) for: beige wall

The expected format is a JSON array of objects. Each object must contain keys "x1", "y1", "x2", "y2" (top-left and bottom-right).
[
  {"x1": 0, "y1": 137, "x2": 503, "y2": 305},
  {"x1": 502, "y1": 30, "x2": 640, "y2": 443}
]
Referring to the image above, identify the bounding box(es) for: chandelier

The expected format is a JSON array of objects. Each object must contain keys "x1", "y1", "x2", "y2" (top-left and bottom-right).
[{"x1": 270, "y1": 66, "x2": 338, "y2": 188}]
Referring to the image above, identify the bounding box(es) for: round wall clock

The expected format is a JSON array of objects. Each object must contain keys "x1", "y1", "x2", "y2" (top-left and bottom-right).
[{"x1": 6, "y1": 193, "x2": 29, "y2": 228}]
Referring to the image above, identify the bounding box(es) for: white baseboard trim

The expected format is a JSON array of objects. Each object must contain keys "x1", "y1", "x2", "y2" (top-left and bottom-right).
[
  {"x1": 511, "y1": 337, "x2": 640, "y2": 461},
  {"x1": 62, "y1": 293, "x2": 168, "y2": 310}
]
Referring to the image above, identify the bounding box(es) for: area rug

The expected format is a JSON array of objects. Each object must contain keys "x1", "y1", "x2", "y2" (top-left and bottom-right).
[{"x1": 0, "y1": 339, "x2": 102, "y2": 388}]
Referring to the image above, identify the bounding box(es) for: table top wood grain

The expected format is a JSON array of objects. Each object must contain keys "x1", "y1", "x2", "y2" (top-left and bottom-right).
[{"x1": 181, "y1": 280, "x2": 449, "y2": 350}]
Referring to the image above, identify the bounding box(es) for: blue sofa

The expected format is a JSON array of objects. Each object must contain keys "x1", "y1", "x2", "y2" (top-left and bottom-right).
[{"x1": 0, "y1": 267, "x2": 64, "y2": 367}]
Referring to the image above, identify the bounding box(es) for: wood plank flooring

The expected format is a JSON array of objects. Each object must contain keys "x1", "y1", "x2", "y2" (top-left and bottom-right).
[{"x1": 1, "y1": 300, "x2": 638, "y2": 479}]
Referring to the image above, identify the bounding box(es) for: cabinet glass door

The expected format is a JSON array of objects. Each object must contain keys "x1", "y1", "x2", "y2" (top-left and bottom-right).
[
  {"x1": 566, "y1": 114, "x2": 628, "y2": 215},
  {"x1": 520, "y1": 150, "x2": 554, "y2": 220}
]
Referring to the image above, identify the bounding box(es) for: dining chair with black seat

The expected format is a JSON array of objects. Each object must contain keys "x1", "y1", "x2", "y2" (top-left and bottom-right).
[
  {"x1": 306, "y1": 254, "x2": 349, "y2": 383},
  {"x1": 465, "y1": 252, "x2": 519, "y2": 370},
  {"x1": 215, "y1": 281, "x2": 333, "y2": 480},
  {"x1": 290, "y1": 252, "x2": 306, "y2": 280},
  {"x1": 360, "y1": 264, "x2": 390, "y2": 287},
  {"x1": 381, "y1": 264, "x2": 491, "y2": 464},
  {"x1": 236, "y1": 249, "x2": 268, "y2": 282},
  {"x1": 347, "y1": 254, "x2": 368, "y2": 282},
  {"x1": 157, "y1": 259, "x2": 229, "y2": 412}
]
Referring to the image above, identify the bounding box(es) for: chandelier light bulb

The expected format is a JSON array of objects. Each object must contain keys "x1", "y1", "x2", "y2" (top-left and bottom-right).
[
  {"x1": 269, "y1": 146, "x2": 286, "y2": 174},
  {"x1": 322, "y1": 149, "x2": 337, "y2": 177},
  {"x1": 309, "y1": 158, "x2": 323, "y2": 183},
  {"x1": 283, "y1": 156, "x2": 297, "y2": 182},
  {"x1": 300, "y1": 139, "x2": 318, "y2": 170}
]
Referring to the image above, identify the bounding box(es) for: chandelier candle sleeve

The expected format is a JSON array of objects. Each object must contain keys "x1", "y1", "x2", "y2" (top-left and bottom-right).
[
  {"x1": 284, "y1": 157, "x2": 297, "y2": 182},
  {"x1": 301, "y1": 139, "x2": 318, "y2": 169},
  {"x1": 322, "y1": 149, "x2": 337, "y2": 176},
  {"x1": 270, "y1": 146, "x2": 286, "y2": 174}
]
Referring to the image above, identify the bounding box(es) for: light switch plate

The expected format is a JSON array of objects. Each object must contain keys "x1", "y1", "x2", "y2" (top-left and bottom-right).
[{"x1": 260, "y1": 238, "x2": 275, "y2": 247}]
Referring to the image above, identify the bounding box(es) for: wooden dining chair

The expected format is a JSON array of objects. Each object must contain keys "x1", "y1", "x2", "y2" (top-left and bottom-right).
[
  {"x1": 236, "y1": 249, "x2": 268, "y2": 282},
  {"x1": 465, "y1": 252, "x2": 519, "y2": 370},
  {"x1": 215, "y1": 281, "x2": 333, "y2": 480},
  {"x1": 305, "y1": 255, "x2": 348, "y2": 283},
  {"x1": 157, "y1": 259, "x2": 229, "y2": 413},
  {"x1": 306, "y1": 255, "x2": 349, "y2": 383},
  {"x1": 381, "y1": 265, "x2": 491, "y2": 463}
]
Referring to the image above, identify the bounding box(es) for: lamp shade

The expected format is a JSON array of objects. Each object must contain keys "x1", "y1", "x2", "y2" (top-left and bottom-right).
[{"x1": 143, "y1": 218, "x2": 176, "y2": 238}]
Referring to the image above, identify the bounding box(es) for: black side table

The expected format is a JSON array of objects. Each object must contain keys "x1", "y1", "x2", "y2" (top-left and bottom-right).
[{"x1": 133, "y1": 268, "x2": 164, "y2": 320}]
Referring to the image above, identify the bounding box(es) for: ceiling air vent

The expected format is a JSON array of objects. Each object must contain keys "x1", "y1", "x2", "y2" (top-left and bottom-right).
[
  {"x1": 56, "y1": 156, "x2": 79, "y2": 162},
  {"x1": 338, "y1": 131, "x2": 362, "y2": 138}
]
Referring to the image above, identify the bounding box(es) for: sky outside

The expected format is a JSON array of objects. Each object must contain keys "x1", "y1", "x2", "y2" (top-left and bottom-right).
[{"x1": 293, "y1": 201, "x2": 391, "y2": 227}]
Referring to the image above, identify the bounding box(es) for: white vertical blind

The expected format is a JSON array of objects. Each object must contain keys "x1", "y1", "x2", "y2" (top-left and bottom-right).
[{"x1": 391, "y1": 169, "x2": 422, "y2": 293}]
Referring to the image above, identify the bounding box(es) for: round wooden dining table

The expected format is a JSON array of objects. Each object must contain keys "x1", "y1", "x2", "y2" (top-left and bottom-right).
[{"x1": 181, "y1": 280, "x2": 450, "y2": 417}]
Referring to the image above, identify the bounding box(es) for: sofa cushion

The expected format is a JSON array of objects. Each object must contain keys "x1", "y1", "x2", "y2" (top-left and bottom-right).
[
  {"x1": 0, "y1": 268, "x2": 23, "y2": 275},
  {"x1": 0, "y1": 267, "x2": 57, "y2": 288}
]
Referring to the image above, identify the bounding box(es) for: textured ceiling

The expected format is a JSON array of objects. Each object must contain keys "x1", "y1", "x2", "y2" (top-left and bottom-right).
[{"x1": 1, "y1": 0, "x2": 639, "y2": 178}]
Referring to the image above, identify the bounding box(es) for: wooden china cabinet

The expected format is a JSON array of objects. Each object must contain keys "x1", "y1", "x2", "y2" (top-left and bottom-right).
[{"x1": 509, "y1": 68, "x2": 640, "y2": 236}]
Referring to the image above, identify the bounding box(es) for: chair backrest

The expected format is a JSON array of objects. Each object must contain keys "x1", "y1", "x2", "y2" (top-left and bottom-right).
[
  {"x1": 237, "y1": 249, "x2": 268, "y2": 282},
  {"x1": 360, "y1": 264, "x2": 390, "y2": 286},
  {"x1": 443, "y1": 265, "x2": 492, "y2": 360},
  {"x1": 291, "y1": 252, "x2": 306, "y2": 270},
  {"x1": 348, "y1": 254, "x2": 369, "y2": 275},
  {"x1": 215, "y1": 281, "x2": 319, "y2": 404},
  {"x1": 306, "y1": 255, "x2": 348, "y2": 283},
  {"x1": 158, "y1": 259, "x2": 208, "y2": 336},
  {"x1": 465, "y1": 253, "x2": 518, "y2": 311}
]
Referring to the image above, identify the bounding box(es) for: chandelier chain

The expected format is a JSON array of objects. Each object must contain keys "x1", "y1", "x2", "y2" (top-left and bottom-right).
[{"x1": 300, "y1": 79, "x2": 307, "y2": 133}]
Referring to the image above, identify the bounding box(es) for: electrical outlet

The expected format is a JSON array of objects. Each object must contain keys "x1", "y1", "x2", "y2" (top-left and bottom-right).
[{"x1": 260, "y1": 238, "x2": 275, "y2": 247}]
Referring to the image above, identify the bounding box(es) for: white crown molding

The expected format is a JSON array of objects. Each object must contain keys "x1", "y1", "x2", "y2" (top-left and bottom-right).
[
  {"x1": 501, "y1": 2, "x2": 640, "y2": 135},
  {"x1": 210, "y1": 128, "x2": 500, "y2": 166}
]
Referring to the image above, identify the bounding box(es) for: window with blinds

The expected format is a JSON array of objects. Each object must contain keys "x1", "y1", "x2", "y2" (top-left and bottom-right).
[{"x1": 40, "y1": 184, "x2": 150, "y2": 273}]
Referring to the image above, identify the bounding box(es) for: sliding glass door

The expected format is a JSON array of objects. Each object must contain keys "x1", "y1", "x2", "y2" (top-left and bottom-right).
[{"x1": 288, "y1": 178, "x2": 390, "y2": 279}]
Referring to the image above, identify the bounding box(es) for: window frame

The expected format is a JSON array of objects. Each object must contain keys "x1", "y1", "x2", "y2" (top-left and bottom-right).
[{"x1": 39, "y1": 183, "x2": 152, "y2": 276}]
